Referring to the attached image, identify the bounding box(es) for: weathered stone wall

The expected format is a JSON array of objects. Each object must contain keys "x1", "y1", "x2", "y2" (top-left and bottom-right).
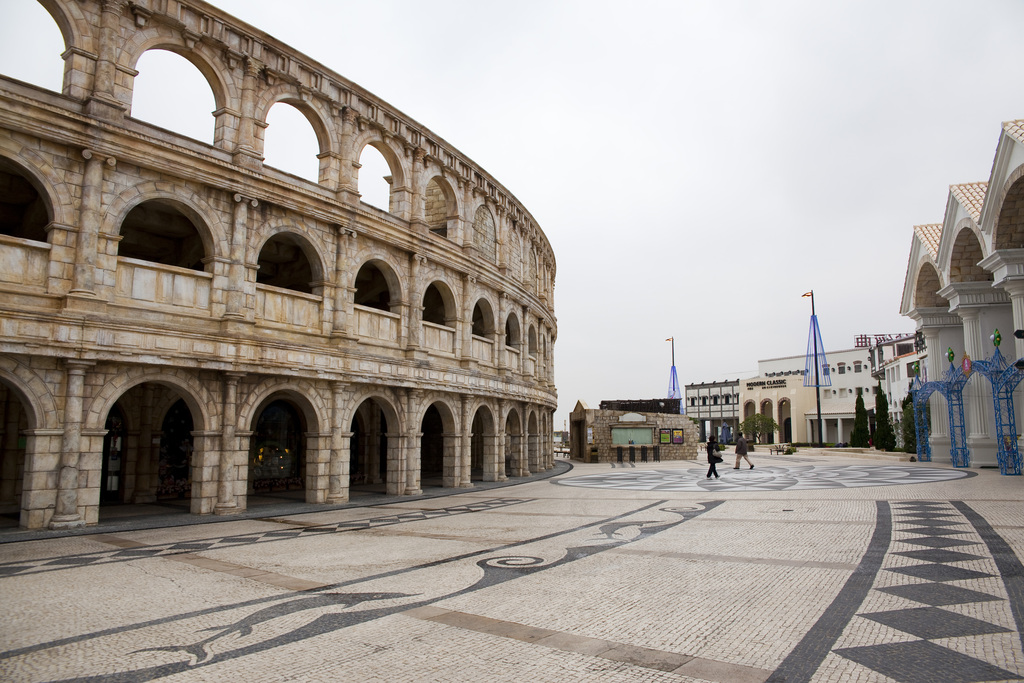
[
  {"x1": 0, "y1": 0, "x2": 559, "y2": 529},
  {"x1": 570, "y1": 407, "x2": 700, "y2": 463}
]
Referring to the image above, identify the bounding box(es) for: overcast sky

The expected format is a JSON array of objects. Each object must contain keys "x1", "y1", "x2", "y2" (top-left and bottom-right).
[{"x1": 3, "y1": 0, "x2": 1024, "y2": 428}]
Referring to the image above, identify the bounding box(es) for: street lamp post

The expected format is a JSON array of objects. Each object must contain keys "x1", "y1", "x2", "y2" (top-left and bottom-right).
[{"x1": 803, "y1": 291, "x2": 825, "y2": 448}]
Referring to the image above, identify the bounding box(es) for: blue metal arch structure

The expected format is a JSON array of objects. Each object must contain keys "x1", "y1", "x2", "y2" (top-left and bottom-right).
[
  {"x1": 910, "y1": 361, "x2": 970, "y2": 467},
  {"x1": 971, "y1": 346, "x2": 1024, "y2": 475}
]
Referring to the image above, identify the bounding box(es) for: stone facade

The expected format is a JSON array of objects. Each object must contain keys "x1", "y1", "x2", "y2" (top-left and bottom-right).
[
  {"x1": 0, "y1": 0, "x2": 557, "y2": 529},
  {"x1": 569, "y1": 401, "x2": 700, "y2": 463}
]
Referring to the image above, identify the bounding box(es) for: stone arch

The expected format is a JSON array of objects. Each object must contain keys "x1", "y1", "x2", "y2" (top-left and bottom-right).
[
  {"x1": 254, "y1": 88, "x2": 338, "y2": 172},
  {"x1": 994, "y1": 173, "x2": 1024, "y2": 251},
  {"x1": 504, "y1": 405, "x2": 524, "y2": 477},
  {"x1": 346, "y1": 385, "x2": 405, "y2": 494},
  {"x1": 913, "y1": 262, "x2": 948, "y2": 309},
  {"x1": 352, "y1": 257, "x2": 404, "y2": 311},
  {"x1": 470, "y1": 401, "x2": 499, "y2": 482},
  {"x1": 121, "y1": 34, "x2": 235, "y2": 116},
  {"x1": 505, "y1": 311, "x2": 522, "y2": 348},
  {"x1": 472, "y1": 204, "x2": 498, "y2": 263},
  {"x1": 237, "y1": 378, "x2": 329, "y2": 437},
  {"x1": 0, "y1": 143, "x2": 73, "y2": 228},
  {"x1": 471, "y1": 297, "x2": 497, "y2": 337},
  {"x1": 423, "y1": 174, "x2": 459, "y2": 238},
  {"x1": 252, "y1": 227, "x2": 328, "y2": 294},
  {"x1": 528, "y1": 324, "x2": 538, "y2": 356},
  {"x1": 0, "y1": 357, "x2": 57, "y2": 431},
  {"x1": 527, "y1": 408, "x2": 540, "y2": 472},
  {"x1": 36, "y1": 0, "x2": 90, "y2": 61},
  {"x1": 106, "y1": 183, "x2": 228, "y2": 266},
  {"x1": 0, "y1": 155, "x2": 56, "y2": 243},
  {"x1": 84, "y1": 367, "x2": 215, "y2": 431},
  {"x1": 417, "y1": 396, "x2": 460, "y2": 488},
  {"x1": 353, "y1": 134, "x2": 408, "y2": 192},
  {"x1": 947, "y1": 224, "x2": 991, "y2": 283},
  {"x1": 422, "y1": 279, "x2": 457, "y2": 326}
]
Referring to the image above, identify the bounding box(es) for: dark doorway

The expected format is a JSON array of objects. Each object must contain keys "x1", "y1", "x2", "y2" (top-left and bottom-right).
[
  {"x1": 101, "y1": 405, "x2": 127, "y2": 503},
  {"x1": 157, "y1": 399, "x2": 193, "y2": 499}
]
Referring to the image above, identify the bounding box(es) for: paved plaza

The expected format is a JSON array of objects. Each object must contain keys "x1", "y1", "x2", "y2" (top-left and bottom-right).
[{"x1": 2, "y1": 450, "x2": 1024, "y2": 682}]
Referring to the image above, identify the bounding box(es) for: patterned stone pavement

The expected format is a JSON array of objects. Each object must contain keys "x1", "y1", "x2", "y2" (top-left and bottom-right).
[{"x1": 1, "y1": 451, "x2": 1024, "y2": 682}]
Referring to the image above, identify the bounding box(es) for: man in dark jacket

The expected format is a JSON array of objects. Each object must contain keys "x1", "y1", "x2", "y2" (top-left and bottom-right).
[{"x1": 733, "y1": 434, "x2": 754, "y2": 469}]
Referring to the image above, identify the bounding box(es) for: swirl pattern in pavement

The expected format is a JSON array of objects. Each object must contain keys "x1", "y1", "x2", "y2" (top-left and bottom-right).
[{"x1": 555, "y1": 465, "x2": 973, "y2": 492}]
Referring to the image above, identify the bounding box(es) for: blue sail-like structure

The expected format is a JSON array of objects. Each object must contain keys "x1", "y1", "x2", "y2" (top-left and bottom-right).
[
  {"x1": 803, "y1": 314, "x2": 831, "y2": 387},
  {"x1": 667, "y1": 365, "x2": 684, "y2": 414}
]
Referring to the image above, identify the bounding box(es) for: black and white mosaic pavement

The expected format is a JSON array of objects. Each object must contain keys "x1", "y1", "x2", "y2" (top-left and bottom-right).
[{"x1": 555, "y1": 464, "x2": 974, "y2": 492}]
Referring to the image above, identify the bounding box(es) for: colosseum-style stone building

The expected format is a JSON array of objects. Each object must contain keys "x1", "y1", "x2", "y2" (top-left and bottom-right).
[{"x1": 0, "y1": 0, "x2": 557, "y2": 529}]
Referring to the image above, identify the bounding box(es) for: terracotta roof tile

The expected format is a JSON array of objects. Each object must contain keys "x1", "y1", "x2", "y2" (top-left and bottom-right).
[
  {"x1": 914, "y1": 224, "x2": 942, "y2": 259},
  {"x1": 949, "y1": 182, "x2": 988, "y2": 223},
  {"x1": 1004, "y1": 119, "x2": 1024, "y2": 146}
]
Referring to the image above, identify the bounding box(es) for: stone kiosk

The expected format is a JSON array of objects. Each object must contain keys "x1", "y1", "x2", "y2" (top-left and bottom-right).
[
  {"x1": 569, "y1": 399, "x2": 699, "y2": 463},
  {"x1": 0, "y1": 0, "x2": 557, "y2": 529}
]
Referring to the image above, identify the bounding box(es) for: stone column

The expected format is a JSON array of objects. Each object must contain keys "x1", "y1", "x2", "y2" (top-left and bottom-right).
[
  {"x1": 231, "y1": 57, "x2": 265, "y2": 169},
  {"x1": 407, "y1": 254, "x2": 423, "y2": 352},
  {"x1": 460, "y1": 274, "x2": 476, "y2": 368},
  {"x1": 70, "y1": 151, "x2": 114, "y2": 297},
  {"x1": 460, "y1": 394, "x2": 473, "y2": 487},
  {"x1": 327, "y1": 381, "x2": 351, "y2": 503},
  {"x1": 50, "y1": 361, "x2": 91, "y2": 529},
  {"x1": 224, "y1": 195, "x2": 257, "y2": 320},
  {"x1": 405, "y1": 389, "x2": 423, "y2": 495},
  {"x1": 337, "y1": 107, "x2": 360, "y2": 202},
  {"x1": 85, "y1": 0, "x2": 128, "y2": 119},
  {"x1": 409, "y1": 148, "x2": 426, "y2": 231},
  {"x1": 215, "y1": 372, "x2": 244, "y2": 514},
  {"x1": 333, "y1": 228, "x2": 356, "y2": 338}
]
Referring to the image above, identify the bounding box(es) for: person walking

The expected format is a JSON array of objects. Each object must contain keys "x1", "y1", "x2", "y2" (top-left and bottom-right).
[
  {"x1": 733, "y1": 433, "x2": 754, "y2": 470},
  {"x1": 706, "y1": 434, "x2": 721, "y2": 479}
]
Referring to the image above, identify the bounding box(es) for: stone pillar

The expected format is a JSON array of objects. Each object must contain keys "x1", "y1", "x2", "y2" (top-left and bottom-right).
[
  {"x1": 327, "y1": 381, "x2": 351, "y2": 503},
  {"x1": 215, "y1": 372, "x2": 243, "y2": 514},
  {"x1": 409, "y1": 148, "x2": 427, "y2": 232},
  {"x1": 460, "y1": 395, "x2": 473, "y2": 487},
  {"x1": 132, "y1": 384, "x2": 156, "y2": 503},
  {"x1": 70, "y1": 151, "x2": 114, "y2": 297},
  {"x1": 225, "y1": 196, "x2": 257, "y2": 320},
  {"x1": 85, "y1": 0, "x2": 128, "y2": 119},
  {"x1": 337, "y1": 107, "x2": 360, "y2": 202},
  {"x1": 460, "y1": 274, "x2": 476, "y2": 368},
  {"x1": 407, "y1": 254, "x2": 423, "y2": 352},
  {"x1": 405, "y1": 389, "x2": 423, "y2": 495},
  {"x1": 50, "y1": 361, "x2": 91, "y2": 528},
  {"x1": 333, "y1": 228, "x2": 356, "y2": 338},
  {"x1": 231, "y1": 57, "x2": 265, "y2": 170},
  {"x1": 836, "y1": 417, "x2": 845, "y2": 445}
]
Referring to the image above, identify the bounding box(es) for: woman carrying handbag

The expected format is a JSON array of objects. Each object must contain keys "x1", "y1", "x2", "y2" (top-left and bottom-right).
[{"x1": 706, "y1": 434, "x2": 722, "y2": 479}]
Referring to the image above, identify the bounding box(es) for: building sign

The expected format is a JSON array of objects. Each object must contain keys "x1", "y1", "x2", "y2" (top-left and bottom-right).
[
  {"x1": 745, "y1": 379, "x2": 787, "y2": 390},
  {"x1": 618, "y1": 412, "x2": 647, "y2": 423}
]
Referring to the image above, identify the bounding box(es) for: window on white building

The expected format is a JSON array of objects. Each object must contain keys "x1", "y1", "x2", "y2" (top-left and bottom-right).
[
  {"x1": 854, "y1": 363, "x2": 862, "y2": 373},
  {"x1": 838, "y1": 363, "x2": 846, "y2": 375}
]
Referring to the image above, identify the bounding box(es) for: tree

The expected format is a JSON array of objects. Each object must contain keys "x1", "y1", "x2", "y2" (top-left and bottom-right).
[
  {"x1": 874, "y1": 381, "x2": 896, "y2": 451},
  {"x1": 740, "y1": 413, "x2": 780, "y2": 444},
  {"x1": 851, "y1": 392, "x2": 870, "y2": 447},
  {"x1": 901, "y1": 394, "x2": 917, "y2": 455}
]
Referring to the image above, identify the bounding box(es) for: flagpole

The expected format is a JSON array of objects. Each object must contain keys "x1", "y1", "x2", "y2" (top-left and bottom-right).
[{"x1": 806, "y1": 291, "x2": 823, "y2": 447}]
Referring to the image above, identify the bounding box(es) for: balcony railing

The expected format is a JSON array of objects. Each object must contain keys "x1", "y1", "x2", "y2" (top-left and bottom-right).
[
  {"x1": 256, "y1": 284, "x2": 322, "y2": 331},
  {"x1": 115, "y1": 257, "x2": 212, "y2": 312},
  {"x1": 0, "y1": 235, "x2": 50, "y2": 291},
  {"x1": 423, "y1": 321, "x2": 455, "y2": 354},
  {"x1": 354, "y1": 304, "x2": 400, "y2": 343}
]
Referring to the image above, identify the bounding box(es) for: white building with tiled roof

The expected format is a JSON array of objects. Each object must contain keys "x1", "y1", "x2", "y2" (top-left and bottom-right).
[{"x1": 901, "y1": 119, "x2": 1024, "y2": 470}]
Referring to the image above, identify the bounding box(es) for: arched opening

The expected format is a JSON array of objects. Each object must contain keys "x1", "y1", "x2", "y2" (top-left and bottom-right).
[
  {"x1": 0, "y1": 381, "x2": 30, "y2": 525},
  {"x1": 473, "y1": 206, "x2": 497, "y2": 263},
  {"x1": 424, "y1": 177, "x2": 452, "y2": 238},
  {"x1": 420, "y1": 404, "x2": 444, "y2": 486},
  {"x1": 760, "y1": 400, "x2": 775, "y2": 444},
  {"x1": 472, "y1": 300, "x2": 494, "y2": 337},
  {"x1": 131, "y1": 49, "x2": 216, "y2": 144},
  {"x1": 505, "y1": 314, "x2": 521, "y2": 348},
  {"x1": 349, "y1": 399, "x2": 389, "y2": 490},
  {"x1": 527, "y1": 411, "x2": 540, "y2": 473},
  {"x1": 354, "y1": 262, "x2": 392, "y2": 311},
  {"x1": 119, "y1": 200, "x2": 206, "y2": 271},
  {"x1": 256, "y1": 233, "x2": 315, "y2": 293},
  {"x1": 422, "y1": 283, "x2": 448, "y2": 325},
  {"x1": 528, "y1": 326, "x2": 538, "y2": 357},
  {"x1": 505, "y1": 410, "x2": 523, "y2": 477},
  {"x1": 100, "y1": 405, "x2": 127, "y2": 503},
  {"x1": 263, "y1": 102, "x2": 320, "y2": 183},
  {"x1": 949, "y1": 229, "x2": 992, "y2": 283},
  {"x1": 994, "y1": 178, "x2": 1024, "y2": 251},
  {"x1": 0, "y1": 1, "x2": 65, "y2": 93},
  {"x1": 914, "y1": 263, "x2": 948, "y2": 309},
  {"x1": 249, "y1": 399, "x2": 305, "y2": 497},
  {"x1": 470, "y1": 406, "x2": 495, "y2": 482},
  {"x1": 0, "y1": 158, "x2": 50, "y2": 242},
  {"x1": 156, "y1": 398, "x2": 194, "y2": 502},
  {"x1": 358, "y1": 144, "x2": 392, "y2": 212},
  {"x1": 779, "y1": 399, "x2": 792, "y2": 443}
]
